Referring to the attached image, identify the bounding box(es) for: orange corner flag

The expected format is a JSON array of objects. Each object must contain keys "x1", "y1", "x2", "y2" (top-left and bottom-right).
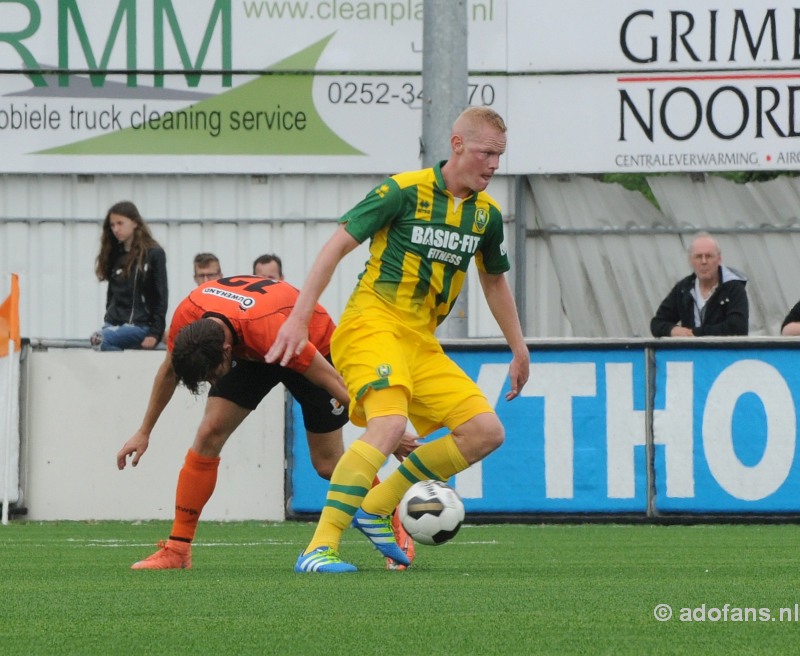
[{"x1": 0, "y1": 274, "x2": 20, "y2": 357}]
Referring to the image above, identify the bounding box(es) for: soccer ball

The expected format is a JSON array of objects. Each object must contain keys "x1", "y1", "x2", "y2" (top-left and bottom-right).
[{"x1": 398, "y1": 480, "x2": 464, "y2": 546}]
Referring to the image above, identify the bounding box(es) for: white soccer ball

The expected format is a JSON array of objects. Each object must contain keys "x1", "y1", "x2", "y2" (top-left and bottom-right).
[{"x1": 398, "y1": 480, "x2": 465, "y2": 546}]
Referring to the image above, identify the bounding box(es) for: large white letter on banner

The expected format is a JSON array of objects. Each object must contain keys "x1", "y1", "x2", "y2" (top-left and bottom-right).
[
  {"x1": 452, "y1": 363, "x2": 510, "y2": 499},
  {"x1": 703, "y1": 360, "x2": 795, "y2": 500},
  {"x1": 652, "y1": 362, "x2": 695, "y2": 498},
  {"x1": 606, "y1": 363, "x2": 646, "y2": 498},
  {"x1": 524, "y1": 363, "x2": 597, "y2": 499}
]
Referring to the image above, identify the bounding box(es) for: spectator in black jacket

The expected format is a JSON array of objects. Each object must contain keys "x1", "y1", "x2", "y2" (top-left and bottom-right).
[
  {"x1": 91, "y1": 201, "x2": 168, "y2": 351},
  {"x1": 781, "y1": 302, "x2": 800, "y2": 335},
  {"x1": 650, "y1": 233, "x2": 748, "y2": 337}
]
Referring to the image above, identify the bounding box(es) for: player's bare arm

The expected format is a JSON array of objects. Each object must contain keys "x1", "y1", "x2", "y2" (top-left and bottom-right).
[
  {"x1": 300, "y1": 350, "x2": 350, "y2": 406},
  {"x1": 477, "y1": 270, "x2": 530, "y2": 400},
  {"x1": 266, "y1": 225, "x2": 360, "y2": 367},
  {"x1": 116, "y1": 352, "x2": 178, "y2": 469}
]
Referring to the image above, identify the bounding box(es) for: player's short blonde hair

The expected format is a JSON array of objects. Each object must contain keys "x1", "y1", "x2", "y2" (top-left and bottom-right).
[{"x1": 454, "y1": 106, "x2": 507, "y2": 135}]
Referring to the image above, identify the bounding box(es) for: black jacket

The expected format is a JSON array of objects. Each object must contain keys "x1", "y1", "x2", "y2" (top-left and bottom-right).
[
  {"x1": 650, "y1": 265, "x2": 748, "y2": 337},
  {"x1": 782, "y1": 301, "x2": 800, "y2": 331},
  {"x1": 104, "y1": 245, "x2": 168, "y2": 341}
]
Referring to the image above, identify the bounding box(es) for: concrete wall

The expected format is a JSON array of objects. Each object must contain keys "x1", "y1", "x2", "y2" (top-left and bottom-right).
[{"x1": 20, "y1": 347, "x2": 285, "y2": 521}]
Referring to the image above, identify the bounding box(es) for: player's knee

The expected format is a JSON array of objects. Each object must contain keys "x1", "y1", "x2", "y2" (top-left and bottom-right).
[
  {"x1": 312, "y1": 457, "x2": 337, "y2": 481},
  {"x1": 482, "y1": 416, "x2": 505, "y2": 453},
  {"x1": 454, "y1": 413, "x2": 505, "y2": 461},
  {"x1": 192, "y1": 425, "x2": 227, "y2": 458},
  {"x1": 307, "y1": 429, "x2": 344, "y2": 480}
]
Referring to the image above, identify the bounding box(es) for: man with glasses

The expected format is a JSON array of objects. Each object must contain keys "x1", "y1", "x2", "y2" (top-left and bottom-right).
[
  {"x1": 193, "y1": 253, "x2": 223, "y2": 286},
  {"x1": 650, "y1": 232, "x2": 749, "y2": 337}
]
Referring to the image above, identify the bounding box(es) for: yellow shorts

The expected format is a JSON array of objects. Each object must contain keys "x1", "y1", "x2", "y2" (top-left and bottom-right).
[{"x1": 331, "y1": 312, "x2": 494, "y2": 436}]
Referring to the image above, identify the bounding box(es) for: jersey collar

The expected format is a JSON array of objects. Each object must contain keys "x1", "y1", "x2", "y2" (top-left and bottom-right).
[{"x1": 433, "y1": 160, "x2": 447, "y2": 190}]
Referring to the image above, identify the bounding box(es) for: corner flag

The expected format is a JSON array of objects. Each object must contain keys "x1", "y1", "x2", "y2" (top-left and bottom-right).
[{"x1": 1, "y1": 274, "x2": 21, "y2": 525}]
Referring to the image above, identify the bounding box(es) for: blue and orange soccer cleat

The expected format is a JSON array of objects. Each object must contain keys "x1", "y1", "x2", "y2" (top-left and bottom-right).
[
  {"x1": 294, "y1": 546, "x2": 357, "y2": 573},
  {"x1": 352, "y1": 508, "x2": 412, "y2": 567}
]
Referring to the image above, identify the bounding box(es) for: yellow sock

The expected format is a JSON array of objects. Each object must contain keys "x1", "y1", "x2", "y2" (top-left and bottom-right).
[
  {"x1": 362, "y1": 434, "x2": 468, "y2": 516},
  {"x1": 306, "y1": 440, "x2": 386, "y2": 553}
]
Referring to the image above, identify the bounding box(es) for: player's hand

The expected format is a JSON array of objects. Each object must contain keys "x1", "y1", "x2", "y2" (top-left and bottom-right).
[
  {"x1": 266, "y1": 314, "x2": 309, "y2": 367},
  {"x1": 117, "y1": 432, "x2": 150, "y2": 470},
  {"x1": 393, "y1": 432, "x2": 421, "y2": 461},
  {"x1": 506, "y1": 350, "x2": 530, "y2": 401}
]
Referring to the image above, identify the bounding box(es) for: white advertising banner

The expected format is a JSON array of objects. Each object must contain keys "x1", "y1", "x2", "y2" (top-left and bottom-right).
[
  {"x1": 508, "y1": 73, "x2": 797, "y2": 174},
  {"x1": 0, "y1": 0, "x2": 505, "y2": 173},
  {"x1": 0, "y1": 0, "x2": 797, "y2": 174},
  {"x1": 512, "y1": 1, "x2": 800, "y2": 72}
]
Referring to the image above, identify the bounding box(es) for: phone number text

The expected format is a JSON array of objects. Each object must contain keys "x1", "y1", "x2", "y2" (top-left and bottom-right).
[{"x1": 326, "y1": 81, "x2": 496, "y2": 107}]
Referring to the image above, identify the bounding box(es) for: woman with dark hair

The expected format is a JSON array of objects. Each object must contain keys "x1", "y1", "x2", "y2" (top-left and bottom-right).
[{"x1": 91, "y1": 200, "x2": 168, "y2": 351}]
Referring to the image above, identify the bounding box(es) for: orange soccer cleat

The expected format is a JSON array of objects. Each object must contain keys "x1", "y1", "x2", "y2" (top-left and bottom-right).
[
  {"x1": 131, "y1": 540, "x2": 192, "y2": 570},
  {"x1": 387, "y1": 510, "x2": 416, "y2": 571}
]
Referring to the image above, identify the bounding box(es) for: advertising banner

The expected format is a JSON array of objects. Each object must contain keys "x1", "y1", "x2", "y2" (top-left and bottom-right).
[
  {"x1": 1, "y1": 0, "x2": 797, "y2": 174},
  {"x1": 508, "y1": 1, "x2": 800, "y2": 173},
  {"x1": 512, "y1": 1, "x2": 800, "y2": 73},
  {"x1": 653, "y1": 348, "x2": 800, "y2": 513},
  {"x1": 289, "y1": 346, "x2": 650, "y2": 514},
  {"x1": 290, "y1": 344, "x2": 800, "y2": 516},
  {"x1": 0, "y1": 0, "x2": 505, "y2": 173},
  {"x1": 507, "y1": 74, "x2": 795, "y2": 174}
]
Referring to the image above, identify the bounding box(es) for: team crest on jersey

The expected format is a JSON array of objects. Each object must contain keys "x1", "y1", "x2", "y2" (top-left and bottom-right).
[
  {"x1": 376, "y1": 363, "x2": 392, "y2": 378},
  {"x1": 472, "y1": 208, "x2": 489, "y2": 234}
]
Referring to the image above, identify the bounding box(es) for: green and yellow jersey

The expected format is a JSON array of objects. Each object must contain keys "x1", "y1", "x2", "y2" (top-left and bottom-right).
[{"x1": 341, "y1": 161, "x2": 509, "y2": 334}]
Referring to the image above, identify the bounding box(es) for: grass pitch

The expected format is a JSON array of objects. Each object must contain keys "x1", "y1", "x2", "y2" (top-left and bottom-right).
[{"x1": 0, "y1": 521, "x2": 797, "y2": 655}]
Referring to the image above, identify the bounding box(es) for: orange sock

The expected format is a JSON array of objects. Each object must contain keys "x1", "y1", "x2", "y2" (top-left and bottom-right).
[{"x1": 168, "y1": 449, "x2": 220, "y2": 544}]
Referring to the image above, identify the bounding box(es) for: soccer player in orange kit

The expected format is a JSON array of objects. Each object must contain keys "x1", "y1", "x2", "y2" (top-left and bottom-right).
[{"x1": 117, "y1": 275, "x2": 415, "y2": 569}]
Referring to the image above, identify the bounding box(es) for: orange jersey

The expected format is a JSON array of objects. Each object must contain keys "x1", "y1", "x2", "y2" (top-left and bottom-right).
[{"x1": 167, "y1": 276, "x2": 335, "y2": 373}]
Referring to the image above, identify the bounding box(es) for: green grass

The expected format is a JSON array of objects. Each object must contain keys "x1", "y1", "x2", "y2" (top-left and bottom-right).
[{"x1": 0, "y1": 521, "x2": 797, "y2": 655}]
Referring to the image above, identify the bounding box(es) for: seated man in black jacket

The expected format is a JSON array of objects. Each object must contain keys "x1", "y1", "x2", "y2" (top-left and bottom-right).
[
  {"x1": 650, "y1": 233, "x2": 749, "y2": 337},
  {"x1": 781, "y1": 302, "x2": 800, "y2": 335}
]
